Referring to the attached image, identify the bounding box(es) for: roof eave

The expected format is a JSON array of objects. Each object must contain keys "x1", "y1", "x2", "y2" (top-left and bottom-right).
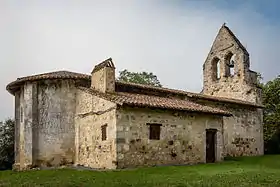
[
  {"x1": 116, "y1": 81, "x2": 262, "y2": 108},
  {"x1": 6, "y1": 81, "x2": 20, "y2": 95},
  {"x1": 120, "y1": 103, "x2": 232, "y2": 117}
]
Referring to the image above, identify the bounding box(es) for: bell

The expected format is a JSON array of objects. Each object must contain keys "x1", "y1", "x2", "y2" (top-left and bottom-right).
[{"x1": 229, "y1": 60, "x2": 234, "y2": 68}]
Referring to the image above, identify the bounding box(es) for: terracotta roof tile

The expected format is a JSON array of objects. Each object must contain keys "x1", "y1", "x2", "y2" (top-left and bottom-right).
[
  {"x1": 16, "y1": 70, "x2": 91, "y2": 81},
  {"x1": 91, "y1": 58, "x2": 115, "y2": 73},
  {"x1": 79, "y1": 87, "x2": 232, "y2": 116},
  {"x1": 6, "y1": 70, "x2": 263, "y2": 108},
  {"x1": 116, "y1": 81, "x2": 264, "y2": 108},
  {"x1": 6, "y1": 71, "x2": 90, "y2": 93}
]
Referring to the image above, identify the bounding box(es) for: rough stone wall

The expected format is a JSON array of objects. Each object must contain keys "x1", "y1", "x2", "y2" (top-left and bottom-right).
[
  {"x1": 75, "y1": 89, "x2": 117, "y2": 169},
  {"x1": 202, "y1": 26, "x2": 262, "y2": 105},
  {"x1": 91, "y1": 67, "x2": 115, "y2": 93},
  {"x1": 200, "y1": 26, "x2": 264, "y2": 157},
  {"x1": 91, "y1": 68, "x2": 105, "y2": 92},
  {"x1": 199, "y1": 25, "x2": 264, "y2": 158},
  {"x1": 191, "y1": 99, "x2": 264, "y2": 157},
  {"x1": 116, "y1": 106, "x2": 224, "y2": 169},
  {"x1": 223, "y1": 108, "x2": 263, "y2": 156},
  {"x1": 105, "y1": 67, "x2": 115, "y2": 92}
]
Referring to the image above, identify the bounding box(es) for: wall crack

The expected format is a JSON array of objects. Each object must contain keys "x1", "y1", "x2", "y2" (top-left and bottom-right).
[{"x1": 77, "y1": 106, "x2": 116, "y2": 118}]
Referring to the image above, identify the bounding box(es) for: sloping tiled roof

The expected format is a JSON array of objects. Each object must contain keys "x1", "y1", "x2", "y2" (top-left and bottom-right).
[
  {"x1": 79, "y1": 87, "x2": 232, "y2": 116},
  {"x1": 6, "y1": 70, "x2": 263, "y2": 108},
  {"x1": 116, "y1": 81, "x2": 263, "y2": 108},
  {"x1": 6, "y1": 71, "x2": 91, "y2": 94},
  {"x1": 16, "y1": 70, "x2": 91, "y2": 80},
  {"x1": 91, "y1": 58, "x2": 115, "y2": 73}
]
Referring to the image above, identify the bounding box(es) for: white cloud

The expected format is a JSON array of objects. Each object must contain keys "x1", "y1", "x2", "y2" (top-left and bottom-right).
[{"x1": 0, "y1": 0, "x2": 279, "y2": 119}]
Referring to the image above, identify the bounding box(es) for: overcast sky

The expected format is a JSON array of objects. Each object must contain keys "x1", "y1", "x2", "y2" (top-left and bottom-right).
[{"x1": 0, "y1": 0, "x2": 279, "y2": 120}]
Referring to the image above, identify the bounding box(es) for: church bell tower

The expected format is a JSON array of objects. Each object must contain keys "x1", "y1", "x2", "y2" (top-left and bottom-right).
[{"x1": 202, "y1": 23, "x2": 262, "y2": 105}]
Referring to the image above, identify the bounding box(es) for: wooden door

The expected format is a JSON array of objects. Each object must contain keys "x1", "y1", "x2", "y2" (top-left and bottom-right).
[{"x1": 206, "y1": 129, "x2": 217, "y2": 163}]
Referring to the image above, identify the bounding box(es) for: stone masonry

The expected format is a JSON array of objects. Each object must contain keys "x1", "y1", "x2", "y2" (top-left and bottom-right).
[
  {"x1": 116, "y1": 107, "x2": 224, "y2": 168},
  {"x1": 203, "y1": 24, "x2": 262, "y2": 105},
  {"x1": 6, "y1": 24, "x2": 264, "y2": 170},
  {"x1": 74, "y1": 89, "x2": 117, "y2": 169}
]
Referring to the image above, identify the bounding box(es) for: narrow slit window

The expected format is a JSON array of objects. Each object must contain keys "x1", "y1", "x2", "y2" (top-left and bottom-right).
[
  {"x1": 20, "y1": 107, "x2": 23, "y2": 123},
  {"x1": 147, "y1": 123, "x2": 161, "y2": 140},
  {"x1": 101, "y1": 124, "x2": 107, "y2": 141}
]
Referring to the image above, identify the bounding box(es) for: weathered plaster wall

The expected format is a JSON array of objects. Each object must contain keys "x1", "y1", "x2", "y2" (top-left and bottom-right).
[
  {"x1": 18, "y1": 87, "x2": 25, "y2": 168},
  {"x1": 116, "y1": 107, "x2": 224, "y2": 169},
  {"x1": 13, "y1": 83, "x2": 37, "y2": 170},
  {"x1": 23, "y1": 83, "x2": 35, "y2": 166},
  {"x1": 13, "y1": 90, "x2": 21, "y2": 169},
  {"x1": 75, "y1": 89, "x2": 117, "y2": 169},
  {"x1": 34, "y1": 79, "x2": 77, "y2": 167},
  {"x1": 13, "y1": 79, "x2": 78, "y2": 170},
  {"x1": 14, "y1": 91, "x2": 20, "y2": 165}
]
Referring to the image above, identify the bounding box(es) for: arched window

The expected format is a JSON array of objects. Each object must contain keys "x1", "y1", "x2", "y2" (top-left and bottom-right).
[
  {"x1": 225, "y1": 52, "x2": 236, "y2": 77},
  {"x1": 212, "y1": 57, "x2": 221, "y2": 80}
]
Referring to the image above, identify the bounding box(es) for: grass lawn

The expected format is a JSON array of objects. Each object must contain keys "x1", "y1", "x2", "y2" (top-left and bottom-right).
[{"x1": 1, "y1": 155, "x2": 280, "y2": 187}]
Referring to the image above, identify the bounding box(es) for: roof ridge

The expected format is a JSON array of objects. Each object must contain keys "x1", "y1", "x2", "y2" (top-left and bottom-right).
[
  {"x1": 17, "y1": 70, "x2": 90, "y2": 80},
  {"x1": 116, "y1": 81, "x2": 192, "y2": 94},
  {"x1": 6, "y1": 70, "x2": 91, "y2": 94},
  {"x1": 91, "y1": 58, "x2": 115, "y2": 73}
]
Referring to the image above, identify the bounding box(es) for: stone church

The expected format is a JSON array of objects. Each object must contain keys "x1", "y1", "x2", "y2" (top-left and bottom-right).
[{"x1": 6, "y1": 24, "x2": 264, "y2": 170}]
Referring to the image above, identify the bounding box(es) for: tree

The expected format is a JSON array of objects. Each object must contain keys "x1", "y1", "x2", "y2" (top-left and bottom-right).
[
  {"x1": 262, "y1": 75, "x2": 280, "y2": 154},
  {"x1": 117, "y1": 69, "x2": 162, "y2": 87},
  {"x1": 0, "y1": 118, "x2": 15, "y2": 170}
]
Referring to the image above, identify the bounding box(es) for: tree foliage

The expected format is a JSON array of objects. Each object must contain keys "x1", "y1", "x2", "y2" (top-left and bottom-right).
[
  {"x1": 0, "y1": 118, "x2": 14, "y2": 170},
  {"x1": 117, "y1": 69, "x2": 162, "y2": 87},
  {"x1": 262, "y1": 76, "x2": 280, "y2": 154}
]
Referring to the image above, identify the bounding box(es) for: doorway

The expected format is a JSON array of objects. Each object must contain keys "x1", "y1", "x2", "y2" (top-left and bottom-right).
[{"x1": 206, "y1": 129, "x2": 217, "y2": 163}]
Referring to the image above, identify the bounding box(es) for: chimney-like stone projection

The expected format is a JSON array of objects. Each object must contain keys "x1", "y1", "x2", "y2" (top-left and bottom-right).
[{"x1": 91, "y1": 58, "x2": 116, "y2": 93}]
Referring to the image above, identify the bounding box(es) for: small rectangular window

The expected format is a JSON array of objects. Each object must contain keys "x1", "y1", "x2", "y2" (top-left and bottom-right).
[
  {"x1": 101, "y1": 124, "x2": 107, "y2": 141},
  {"x1": 147, "y1": 123, "x2": 161, "y2": 140}
]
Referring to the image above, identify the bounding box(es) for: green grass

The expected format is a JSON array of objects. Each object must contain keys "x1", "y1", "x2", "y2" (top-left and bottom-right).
[{"x1": 1, "y1": 155, "x2": 280, "y2": 187}]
